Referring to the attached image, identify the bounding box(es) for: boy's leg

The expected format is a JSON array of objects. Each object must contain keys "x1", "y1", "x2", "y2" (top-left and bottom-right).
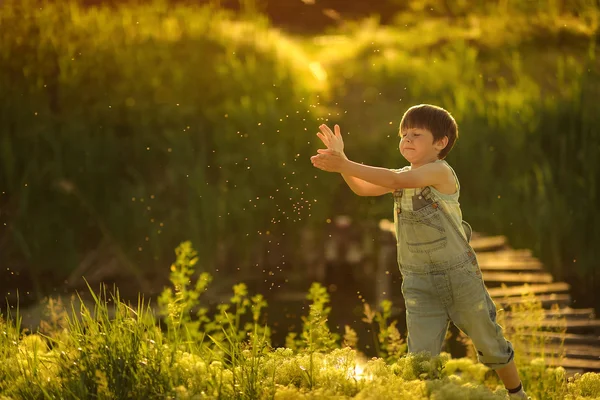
[
  {"x1": 497, "y1": 360, "x2": 530, "y2": 398},
  {"x1": 496, "y1": 359, "x2": 521, "y2": 390},
  {"x1": 447, "y1": 267, "x2": 522, "y2": 384},
  {"x1": 402, "y1": 273, "x2": 450, "y2": 356}
]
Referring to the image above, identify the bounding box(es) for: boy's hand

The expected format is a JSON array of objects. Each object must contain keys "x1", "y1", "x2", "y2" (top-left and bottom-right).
[
  {"x1": 310, "y1": 149, "x2": 347, "y2": 173},
  {"x1": 316, "y1": 124, "x2": 347, "y2": 159}
]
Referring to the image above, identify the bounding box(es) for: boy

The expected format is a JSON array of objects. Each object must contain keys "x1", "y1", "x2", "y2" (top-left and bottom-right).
[{"x1": 310, "y1": 104, "x2": 529, "y2": 399}]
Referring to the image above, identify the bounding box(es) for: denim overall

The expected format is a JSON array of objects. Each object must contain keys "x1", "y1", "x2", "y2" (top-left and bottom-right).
[{"x1": 392, "y1": 162, "x2": 514, "y2": 370}]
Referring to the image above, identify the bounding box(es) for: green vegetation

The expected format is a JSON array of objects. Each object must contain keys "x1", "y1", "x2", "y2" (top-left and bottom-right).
[
  {"x1": 0, "y1": 0, "x2": 334, "y2": 294},
  {"x1": 1, "y1": 242, "x2": 598, "y2": 399},
  {"x1": 1, "y1": 0, "x2": 598, "y2": 298},
  {"x1": 1, "y1": 1, "x2": 600, "y2": 396},
  {"x1": 311, "y1": 7, "x2": 600, "y2": 288}
]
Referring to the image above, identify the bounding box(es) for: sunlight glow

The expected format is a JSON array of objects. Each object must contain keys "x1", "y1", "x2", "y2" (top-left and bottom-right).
[
  {"x1": 353, "y1": 362, "x2": 372, "y2": 381},
  {"x1": 308, "y1": 62, "x2": 327, "y2": 82}
]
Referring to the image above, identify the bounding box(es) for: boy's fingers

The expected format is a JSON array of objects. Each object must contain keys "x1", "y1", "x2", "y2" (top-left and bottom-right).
[
  {"x1": 319, "y1": 124, "x2": 332, "y2": 133},
  {"x1": 316, "y1": 132, "x2": 329, "y2": 146},
  {"x1": 334, "y1": 124, "x2": 341, "y2": 137},
  {"x1": 319, "y1": 124, "x2": 335, "y2": 140}
]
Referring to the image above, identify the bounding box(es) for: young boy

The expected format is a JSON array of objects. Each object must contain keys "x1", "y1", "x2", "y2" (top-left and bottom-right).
[{"x1": 310, "y1": 104, "x2": 529, "y2": 399}]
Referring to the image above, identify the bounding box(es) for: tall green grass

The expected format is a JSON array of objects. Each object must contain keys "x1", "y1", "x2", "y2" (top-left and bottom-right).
[
  {"x1": 0, "y1": 0, "x2": 334, "y2": 294},
  {"x1": 1, "y1": 242, "x2": 598, "y2": 399},
  {"x1": 311, "y1": 12, "x2": 600, "y2": 298},
  {"x1": 1, "y1": 0, "x2": 599, "y2": 309}
]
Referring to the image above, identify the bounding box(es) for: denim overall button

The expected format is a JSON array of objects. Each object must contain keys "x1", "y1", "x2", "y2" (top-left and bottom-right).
[{"x1": 432, "y1": 203, "x2": 438, "y2": 208}]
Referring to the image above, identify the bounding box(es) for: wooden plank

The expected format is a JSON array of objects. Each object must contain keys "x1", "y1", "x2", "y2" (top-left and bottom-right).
[
  {"x1": 494, "y1": 293, "x2": 571, "y2": 308},
  {"x1": 505, "y1": 319, "x2": 600, "y2": 329},
  {"x1": 562, "y1": 344, "x2": 600, "y2": 358},
  {"x1": 505, "y1": 308, "x2": 595, "y2": 319},
  {"x1": 476, "y1": 249, "x2": 533, "y2": 259},
  {"x1": 539, "y1": 357, "x2": 600, "y2": 370},
  {"x1": 478, "y1": 259, "x2": 543, "y2": 271},
  {"x1": 488, "y1": 282, "x2": 570, "y2": 298},
  {"x1": 522, "y1": 344, "x2": 600, "y2": 359},
  {"x1": 482, "y1": 271, "x2": 553, "y2": 284},
  {"x1": 378, "y1": 219, "x2": 394, "y2": 233},
  {"x1": 470, "y1": 236, "x2": 507, "y2": 252},
  {"x1": 517, "y1": 332, "x2": 600, "y2": 345}
]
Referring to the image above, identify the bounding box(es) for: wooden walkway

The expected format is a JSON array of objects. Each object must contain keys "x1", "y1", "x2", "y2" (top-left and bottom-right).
[
  {"x1": 468, "y1": 234, "x2": 600, "y2": 373},
  {"x1": 274, "y1": 217, "x2": 600, "y2": 373},
  {"x1": 373, "y1": 220, "x2": 600, "y2": 372}
]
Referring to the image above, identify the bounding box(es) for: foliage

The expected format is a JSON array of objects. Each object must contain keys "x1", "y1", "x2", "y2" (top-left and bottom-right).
[
  {"x1": 310, "y1": 9, "x2": 600, "y2": 292},
  {"x1": 285, "y1": 282, "x2": 339, "y2": 354},
  {"x1": 362, "y1": 300, "x2": 407, "y2": 362},
  {"x1": 0, "y1": 0, "x2": 332, "y2": 293},
  {"x1": 1, "y1": 0, "x2": 599, "y2": 303},
  {"x1": 390, "y1": 0, "x2": 600, "y2": 23},
  {"x1": 1, "y1": 242, "x2": 599, "y2": 399},
  {"x1": 498, "y1": 291, "x2": 567, "y2": 366},
  {"x1": 157, "y1": 240, "x2": 212, "y2": 339},
  {"x1": 2, "y1": 291, "x2": 598, "y2": 399}
]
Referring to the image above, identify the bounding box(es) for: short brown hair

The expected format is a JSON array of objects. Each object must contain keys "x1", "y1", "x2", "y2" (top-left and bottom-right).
[{"x1": 399, "y1": 104, "x2": 458, "y2": 159}]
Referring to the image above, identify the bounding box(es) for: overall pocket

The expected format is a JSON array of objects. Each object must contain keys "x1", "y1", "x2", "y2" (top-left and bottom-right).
[
  {"x1": 400, "y1": 206, "x2": 447, "y2": 254},
  {"x1": 460, "y1": 261, "x2": 483, "y2": 281}
]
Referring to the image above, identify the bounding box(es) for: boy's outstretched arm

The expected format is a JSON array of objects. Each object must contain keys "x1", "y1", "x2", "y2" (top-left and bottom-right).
[
  {"x1": 311, "y1": 150, "x2": 449, "y2": 190},
  {"x1": 340, "y1": 170, "x2": 394, "y2": 196},
  {"x1": 316, "y1": 124, "x2": 393, "y2": 196},
  {"x1": 343, "y1": 174, "x2": 395, "y2": 196}
]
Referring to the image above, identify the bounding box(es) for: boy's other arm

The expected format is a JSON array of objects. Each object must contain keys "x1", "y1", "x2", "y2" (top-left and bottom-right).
[
  {"x1": 341, "y1": 160, "x2": 450, "y2": 190},
  {"x1": 315, "y1": 124, "x2": 392, "y2": 196},
  {"x1": 340, "y1": 173, "x2": 394, "y2": 196},
  {"x1": 335, "y1": 152, "x2": 393, "y2": 196},
  {"x1": 311, "y1": 151, "x2": 451, "y2": 190}
]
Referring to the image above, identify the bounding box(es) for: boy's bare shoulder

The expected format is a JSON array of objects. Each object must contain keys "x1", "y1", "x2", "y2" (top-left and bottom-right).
[{"x1": 431, "y1": 162, "x2": 457, "y2": 195}]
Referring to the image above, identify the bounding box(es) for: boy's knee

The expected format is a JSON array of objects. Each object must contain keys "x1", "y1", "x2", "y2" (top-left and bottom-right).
[{"x1": 477, "y1": 341, "x2": 515, "y2": 370}]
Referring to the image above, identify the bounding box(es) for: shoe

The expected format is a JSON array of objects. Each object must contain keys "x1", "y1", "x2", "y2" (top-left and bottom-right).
[{"x1": 508, "y1": 389, "x2": 530, "y2": 399}]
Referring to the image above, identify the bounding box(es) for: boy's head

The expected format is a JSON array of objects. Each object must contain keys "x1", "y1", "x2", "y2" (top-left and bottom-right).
[{"x1": 399, "y1": 104, "x2": 458, "y2": 159}]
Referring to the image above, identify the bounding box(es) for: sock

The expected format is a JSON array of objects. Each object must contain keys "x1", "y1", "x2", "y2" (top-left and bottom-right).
[{"x1": 507, "y1": 382, "x2": 523, "y2": 394}]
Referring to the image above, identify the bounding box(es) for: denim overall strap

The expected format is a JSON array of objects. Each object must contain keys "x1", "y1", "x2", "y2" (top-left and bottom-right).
[{"x1": 394, "y1": 186, "x2": 475, "y2": 274}]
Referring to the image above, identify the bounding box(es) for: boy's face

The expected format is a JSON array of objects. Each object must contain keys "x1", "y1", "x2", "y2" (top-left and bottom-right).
[{"x1": 399, "y1": 128, "x2": 447, "y2": 164}]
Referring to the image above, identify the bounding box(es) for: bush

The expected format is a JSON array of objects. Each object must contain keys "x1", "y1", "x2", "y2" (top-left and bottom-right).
[
  {"x1": 0, "y1": 0, "x2": 332, "y2": 291},
  {"x1": 1, "y1": 242, "x2": 600, "y2": 399},
  {"x1": 312, "y1": 15, "x2": 600, "y2": 287}
]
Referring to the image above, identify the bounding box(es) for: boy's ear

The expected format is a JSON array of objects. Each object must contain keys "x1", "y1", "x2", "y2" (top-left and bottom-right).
[{"x1": 436, "y1": 136, "x2": 449, "y2": 150}]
